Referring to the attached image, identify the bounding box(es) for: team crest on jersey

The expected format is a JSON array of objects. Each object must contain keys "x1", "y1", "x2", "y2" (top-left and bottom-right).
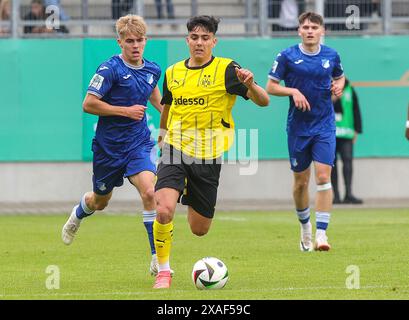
[
  {"x1": 321, "y1": 59, "x2": 330, "y2": 69},
  {"x1": 146, "y1": 73, "x2": 154, "y2": 85},
  {"x1": 200, "y1": 75, "x2": 211, "y2": 88}
]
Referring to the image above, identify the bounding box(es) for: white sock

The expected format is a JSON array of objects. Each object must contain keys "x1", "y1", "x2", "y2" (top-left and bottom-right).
[
  {"x1": 143, "y1": 210, "x2": 156, "y2": 223},
  {"x1": 71, "y1": 206, "x2": 82, "y2": 224},
  {"x1": 81, "y1": 194, "x2": 95, "y2": 215},
  {"x1": 158, "y1": 262, "x2": 170, "y2": 272},
  {"x1": 302, "y1": 221, "x2": 311, "y2": 232},
  {"x1": 316, "y1": 229, "x2": 326, "y2": 237}
]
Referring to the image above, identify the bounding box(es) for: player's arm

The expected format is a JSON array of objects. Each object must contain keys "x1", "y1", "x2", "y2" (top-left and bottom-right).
[
  {"x1": 331, "y1": 53, "x2": 345, "y2": 98},
  {"x1": 157, "y1": 73, "x2": 173, "y2": 147},
  {"x1": 265, "y1": 79, "x2": 311, "y2": 112},
  {"x1": 225, "y1": 61, "x2": 269, "y2": 106},
  {"x1": 406, "y1": 104, "x2": 409, "y2": 141},
  {"x1": 331, "y1": 76, "x2": 345, "y2": 98},
  {"x1": 266, "y1": 52, "x2": 310, "y2": 112},
  {"x1": 235, "y1": 68, "x2": 269, "y2": 106},
  {"x1": 158, "y1": 104, "x2": 170, "y2": 148},
  {"x1": 86, "y1": 64, "x2": 146, "y2": 120},
  {"x1": 83, "y1": 93, "x2": 146, "y2": 121},
  {"x1": 149, "y1": 85, "x2": 163, "y2": 113}
]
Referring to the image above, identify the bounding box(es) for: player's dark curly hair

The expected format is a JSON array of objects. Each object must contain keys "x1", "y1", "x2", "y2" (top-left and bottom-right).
[{"x1": 187, "y1": 15, "x2": 220, "y2": 34}]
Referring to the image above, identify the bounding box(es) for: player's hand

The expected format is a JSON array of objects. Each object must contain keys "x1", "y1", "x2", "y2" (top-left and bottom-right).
[
  {"x1": 236, "y1": 68, "x2": 255, "y2": 88},
  {"x1": 125, "y1": 105, "x2": 147, "y2": 121},
  {"x1": 291, "y1": 89, "x2": 311, "y2": 112},
  {"x1": 331, "y1": 82, "x2": 343, "y2": 98},
  {"x1": 157, "y1": 128, "x2": 167, "y2": 150},
  {"x1": 157, "y1": 135, "x2": 164, "y2": 150}
]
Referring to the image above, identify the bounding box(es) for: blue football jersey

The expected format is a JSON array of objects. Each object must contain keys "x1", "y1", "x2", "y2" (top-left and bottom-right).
[
  {"x1": 87, "y1": 55, "x2": 161, "y2": 158},
  {"x1": 268, "y1": 44, "x2": 344, "y2": 136}
]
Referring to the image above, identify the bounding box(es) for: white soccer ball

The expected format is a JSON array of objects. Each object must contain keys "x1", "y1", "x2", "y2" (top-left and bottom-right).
[{"x1": 192, "y1": 257, "x2": 229, "y2": 290}]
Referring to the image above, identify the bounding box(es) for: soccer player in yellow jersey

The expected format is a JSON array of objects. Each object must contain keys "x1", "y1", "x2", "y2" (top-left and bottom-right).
[{"x1": 152, "y1": 15, "x2": 270, "y2": 289}]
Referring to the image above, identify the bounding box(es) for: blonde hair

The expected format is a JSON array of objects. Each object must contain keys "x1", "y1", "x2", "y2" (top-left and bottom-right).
[
  {"x1": 116, "y1": 14, "x2": 147, "y2": 38},
  {"x1": 0, "y1": 0, "x2": 10, "y2": 21}
]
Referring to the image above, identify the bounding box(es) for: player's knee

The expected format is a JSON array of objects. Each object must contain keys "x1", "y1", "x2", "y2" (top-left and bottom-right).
[
  {"x1": 156, "y1": 203, "x2": 174, "y2": 223},
  {"x1": 93, "y1": 200, "x2": 109, "y2": 211},
  {"x1": 316, "y1": 173, "x2": 330, "y2": 185},
  {"x1": 141, "y1": 188, "x2": 155, "y2": 203},
  {"x1": 294, "y1": 180, "x2": 309, "y2": 193},
  {"x1": 190, "y1": 226, "x2": 208, "y2": 237}
]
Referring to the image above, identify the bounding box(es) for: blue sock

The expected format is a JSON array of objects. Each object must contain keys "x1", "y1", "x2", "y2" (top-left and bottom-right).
[
  {"x1": 143, "y1": 210, "x2": 156, "y2": 255},
  {"x1": 316, "y1": 211, "x2": 330, "y2": 230},
  {"x1": 296, "y1": 207, "x2": 310, "y2": 224},
  {"x1": 75, "y1": 194, "x2": 95, "y2": 219}
]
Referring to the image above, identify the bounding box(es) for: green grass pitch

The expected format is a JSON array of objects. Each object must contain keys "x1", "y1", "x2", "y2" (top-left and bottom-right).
[{"x1": 1, "y1": 209, "x2": 408, "y2": 300}]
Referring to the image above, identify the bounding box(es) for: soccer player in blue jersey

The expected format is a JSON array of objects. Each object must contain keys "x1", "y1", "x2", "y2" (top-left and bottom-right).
[
  {"x1": 62, "y1": 15, "x2": 164, "y2": 275},
  {"x1": 266, "y1": 12, "x2": 345, "y2": 252}
]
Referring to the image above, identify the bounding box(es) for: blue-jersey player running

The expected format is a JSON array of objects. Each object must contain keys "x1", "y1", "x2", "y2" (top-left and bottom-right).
[
  {"x1": 62, "y1": 15, "x2": 165, "y2": 276},
  {"x1": 266, "y1": 12, "x2": 345, "y2": 252}
]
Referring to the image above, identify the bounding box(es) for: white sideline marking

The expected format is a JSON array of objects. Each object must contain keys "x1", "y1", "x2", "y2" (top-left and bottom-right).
[{"x1": 0, "y1": 284, "x2": 405, "y2": 298}]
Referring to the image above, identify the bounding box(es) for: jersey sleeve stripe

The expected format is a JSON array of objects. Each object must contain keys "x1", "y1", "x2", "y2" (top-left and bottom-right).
[
  {"x1": 87, "y1": 90, "x2": 103, "y2": 98},
  {"x1": 268, "y1": 75, "x2": 281, "y2": 82},
  {"x1": 196, "y1": 68, "x2": 205, "y2": 87},
  {"x1": 212, "y1": 59, "x2": 221, "y2": 84},
  {"x1": 182, "y1": 68, "x2": 189, "y2": 87}
]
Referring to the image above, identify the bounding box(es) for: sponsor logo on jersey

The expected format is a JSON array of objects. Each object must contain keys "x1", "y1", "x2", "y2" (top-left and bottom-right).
[
  {"x1": 291, "y1": 158, "x2": 298, "y2": 167},
  {"x1": 294, "y1": 59, "x2": 304, "y2": 64},
  {"x1": 89, "y1": 74, "x2": 104, "y2": 90},
  {"x1": 169, "y1": 79, "x2": 183, "y2": 90},
  {"x1": 98, "y1": 183, "x2": 107, "y2": 191},
  {"x1": 99, "y1": 66, "x2": 109, "y2": 71},
  {"x1": 123, "y1": 74, "x2": 131, "y2": 79},
  {"x1": 173, "y1": 96, "x2": 205, "y2": 106}
]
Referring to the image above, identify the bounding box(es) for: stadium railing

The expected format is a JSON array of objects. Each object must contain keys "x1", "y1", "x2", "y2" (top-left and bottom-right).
[{"x1": 1, "y1": 0, "x2": 408, "y2": 38}]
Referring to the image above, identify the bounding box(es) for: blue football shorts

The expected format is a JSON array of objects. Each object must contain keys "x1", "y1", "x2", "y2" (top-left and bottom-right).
[
  {"x1": 92, "y1": 141, "x2": 157, "y2": 195},
  {"x1": 287, "y1": 130, "x2": 336, "y2": 172}
]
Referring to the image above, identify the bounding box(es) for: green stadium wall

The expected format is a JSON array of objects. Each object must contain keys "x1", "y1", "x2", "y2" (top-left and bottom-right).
[{"x1": 0, "y1": 36, "x2": 408, "y2": 162}]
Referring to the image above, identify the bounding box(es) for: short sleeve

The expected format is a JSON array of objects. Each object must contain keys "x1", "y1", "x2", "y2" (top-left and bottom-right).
[
  {"x1": 268, "y1": 52, "x2": 287, "y2": 82},
  {"x1": 332, "y1": 53, "x2": 344, "y2": 79},
  {"x1": 87, "y1": 63, "x2": 116, "y2": 98},
  {"x1": 225, "y1": 61, "x2": 249, "y2": 99},
  {"x1": 160, "y1": 73, "x2": 173, "y2": 105},
  {"x1": 152, "y1": 63, "x2": 162, "y2": 88}
]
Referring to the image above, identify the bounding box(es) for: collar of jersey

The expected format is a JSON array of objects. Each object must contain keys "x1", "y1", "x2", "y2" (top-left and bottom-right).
[
  {"x1": 184, "y1": 56, "x2": 215, "y2": 70},
  {"x1": 119, "y1": 54, "x2": 145, "y2": 70},
  {"x1": 298, "y1": 43, "x2": 321, "y2": 56}
]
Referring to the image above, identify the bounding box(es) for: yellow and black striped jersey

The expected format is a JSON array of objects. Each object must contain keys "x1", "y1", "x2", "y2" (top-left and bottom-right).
[{"x1": 161, "y1": 56, "x2": 249, "y2": 159}]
